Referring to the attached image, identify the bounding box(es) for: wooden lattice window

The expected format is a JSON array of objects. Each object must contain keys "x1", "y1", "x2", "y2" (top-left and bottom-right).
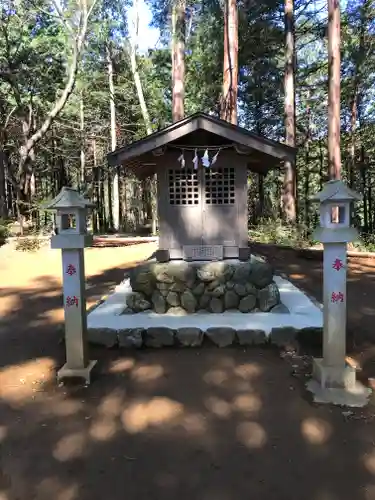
[
  {"x1": 205, "y1": 167, "x2": 235, "y2": 205},
  {"x1": 168, "y1": 168, "x2": 199, "y2": 205}
]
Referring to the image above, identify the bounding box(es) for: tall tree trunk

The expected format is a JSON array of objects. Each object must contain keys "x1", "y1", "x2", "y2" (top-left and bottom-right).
[
  {"x1": 171, "y1": 0, "x2": 186, "y2": 122},
  {"x1": 0, "y1": 129, "x2": 7, "y2": 218},
  {"x1": 348, "y1": 93, "x2": 357, "y2": 188},
  {"x1": 80, "y1": 92, "x2": 85, "y2": 188},
  {"x1": 130, "y1": 0, "x2": 157, "y2": 233},
  {"x1": 107, "y1": 43, "x2": 119, "y2": 231},
  {"x1": 304, "y1": 100, "x2": 311, "y2": 228},
  {"x1": 282, "y1": 0, "x2": 296, "y2": 222},
  {"x1": 92, "y1": 138, "x2": 102, "y2": 232},
  {"x1": 327, "y1": 0, "x2": 341, "y2": 181},
  {"x1": 221, "y1": 0, "x2": 238, "y2": 124}
]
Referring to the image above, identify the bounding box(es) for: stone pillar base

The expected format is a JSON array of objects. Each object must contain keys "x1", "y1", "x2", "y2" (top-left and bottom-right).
[
  {"x1": 313, "y1": 358, "x2": 356, "y2": 389},
  {"x1": 306, "y1": 358, "x2": 370, "y2": 407},
  {"x1": 57, "y1": 360, "x2": 97, "y2": 385}
]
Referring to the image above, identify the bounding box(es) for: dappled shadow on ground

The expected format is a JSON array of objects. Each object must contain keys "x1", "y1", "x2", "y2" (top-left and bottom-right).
[
  {"x1": 2, "y1": 348, "x2": 375, "y2": 500},
  {"x1": 2, "y1": 245, "x2": 375, "y2": 499}
]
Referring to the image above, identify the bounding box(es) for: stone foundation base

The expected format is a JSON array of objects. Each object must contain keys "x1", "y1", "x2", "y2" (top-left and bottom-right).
[
  {"x1": 125, "y1": 257, "x2": 281, "y2": 315},
  {"x1": 306, "y1": 358, "x2": 371, "y2": 407},
  {"x1": 87, "y1": 325, "x2": 320, "y2": 349},
  {"x1": 312, "y1": 358, "x2": 356, "y2": 389},
  {"x1": 57, "y1": 360, "x2": 97, "y2": 385}
]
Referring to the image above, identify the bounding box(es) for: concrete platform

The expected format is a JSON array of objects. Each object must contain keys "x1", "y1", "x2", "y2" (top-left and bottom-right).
[{"x1": 87, "y1": 276, "x2": 323, "y2": 345}]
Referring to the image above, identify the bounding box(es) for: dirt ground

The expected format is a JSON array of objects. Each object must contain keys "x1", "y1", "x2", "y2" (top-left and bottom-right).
[{"x1": 2, "y1": 242, "x2": 375, "y2": 500}]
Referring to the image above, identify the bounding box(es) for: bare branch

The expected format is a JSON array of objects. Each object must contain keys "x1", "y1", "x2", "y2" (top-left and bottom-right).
[
  {"x1": 17, "y1": 0, "x2": 99, "y2": 177},
  {"x1": 51, "y1": 0, "x2": 75, "y2": 35}
]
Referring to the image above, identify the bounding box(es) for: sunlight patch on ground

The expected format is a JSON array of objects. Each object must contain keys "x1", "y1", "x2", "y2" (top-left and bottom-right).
[
  {"x1": 121, "y1": 397, "x2": 184, "y2": 434},
  {"x1": 131, "y1": 364, "x2": 165, "y2": 383},
  {"x1": 181, "y1": 413, "x2": 207, "y2": 434},
  {"x1": 236, "y1": 421, "x2": 267, "y2": 449},
  {"x1": 108, "y1": 358, "x2": 136, "y2": 373},
  {"x1": 45, "y1": 399, "x2": 83, "y2": 417},
  {"x1": 233, "y1": 363, "x2": 263, "y2": 380},
  {"x1": 90, "y1": 416, "x2": 118, "y2": 442},
  {"x1": 363, "y1": 451, "x2": 375, "y2": 475},
  {"x1": 300, "y1": 417, "x2": 332, "y2": 445},
  {"x1": 89, "y1": 389, "x2": 125, "y2": 441},
  {"x1": 232, "y1": 394, "x2": 262, "y2": 415},
  {"x1": 98, "y1": 389, "x2": 125, "y2": 416},
  {"x1": 205, "y1": 396, "x2": 232, "y2": 419},
  {"x1": 0, "y1": 358, "x2": 55, "y2": 403},
  {"x1": 36, "y1": 478, "x2": 78, "y2": 500},
  {"x1": 53, "y1": 432, "x2": 86, "y2": 462},
  {"x1": 289, "y1": 273, "x2": 306, "y2": 280},
  {"x1": 0, "y1": 425, "x2": 7, "y2": 442},
  {"x1": 203, "y1": 369, "x2": 228, "y2": 386}
]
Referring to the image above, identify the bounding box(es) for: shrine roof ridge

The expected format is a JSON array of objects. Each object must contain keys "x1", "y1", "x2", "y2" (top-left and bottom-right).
[{"x1": 107, "y1": 112, "x2": 297, "y2": 167}]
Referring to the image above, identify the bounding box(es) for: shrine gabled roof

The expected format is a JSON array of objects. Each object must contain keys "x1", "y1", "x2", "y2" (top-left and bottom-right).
[{"x1": 107, "y1": 112, "x2": 297, "y2": 167}]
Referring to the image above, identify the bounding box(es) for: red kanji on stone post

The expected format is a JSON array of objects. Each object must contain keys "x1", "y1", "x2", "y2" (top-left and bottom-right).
[
  {"x1": 66, "y1": 295, "x2": 79, "y2": 307},
  {"x1": 331, "y1": 292, "x2": 344, "y2": 303},
  {"x1": 332, "y1": 258, "x2": 344, "y2": 271},
  {"x1": 66, "y1": 264, "x2": 77, "y2": 276}
]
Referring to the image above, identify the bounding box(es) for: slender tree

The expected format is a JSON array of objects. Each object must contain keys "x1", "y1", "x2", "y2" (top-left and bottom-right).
[
  {"x1": 171, "y1": 0, "x2": 186, "y2": 122},
  {"x1": 107, "y1": 41, "x2": 119, "y2": 230},
  {"x1": 328, "y1": 0, "x2": 341, "y2": 180},
  {"x1": 282, "y1": 0, "x2": 296, "y2": 222},
  {"x1": 221, "y1": 0, "x2": 238, "y2": 124}
]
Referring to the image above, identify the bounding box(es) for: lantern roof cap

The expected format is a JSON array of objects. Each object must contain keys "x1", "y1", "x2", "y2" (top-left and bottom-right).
[
  {"x1": 43, "y1": 187, "x2": 94, "y2": 210},
  {"x1": 312, "y1": 180, "x2": 362, "y2": 203}
]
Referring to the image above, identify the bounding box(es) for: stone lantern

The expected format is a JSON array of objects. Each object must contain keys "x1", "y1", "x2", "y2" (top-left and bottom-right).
[
  {"x1": 307, "y1": 180, "x2": 370, "y2": 406},
  {"x1": 44, "y1": 187, "x2": 97, "y2": 384}
]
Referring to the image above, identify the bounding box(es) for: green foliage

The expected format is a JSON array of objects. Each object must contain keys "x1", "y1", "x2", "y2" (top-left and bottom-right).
[
  {"x1": 249, "y1": 218, "x2": 311, "y2": 249},
  {"x1": 0, "y1": 219, "x2": 11, "y2": 246},
  {"x1": 352, "y1": 234, "x2": 375, "y2": 253},
  {"x1": 15, "y1": 237, "x2": 43, "y2": 253}
]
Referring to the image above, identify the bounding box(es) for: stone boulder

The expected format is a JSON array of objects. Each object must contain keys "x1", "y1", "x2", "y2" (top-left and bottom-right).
[
  {"x1": 233, "y1": 283, "x2": 247, "y2": 297},
  {"x1": 233, "y1": 262, "x2": 252, "y2": 283},
  {"x1": 249, "y1": 258, "x2": 273, "y2": 288},
  {"x1": 126, "y1": 292, "x2": 151, "y2": 312},
  {"x1": 118, "y1": 328, "x2": 143, "y2": 348},
  {"x1": 238, "y1": 294, "x2": 257, "y2": 313},
  {"x1": 151, "y1": 263, "x2": 175, "y2": 283},
  {"x1": 167, "y1": 306, "x2": 188, "y2": 316},
  {"x1": 166, "y1": 291, "x2": 180, "y2": 307},
  {"x1": 224, "y1": 290, "x2": 239, "y2": 309},
  {"x1": 151, "y1": 290, "x2": 167, "y2": 314},
  {"x1": 197, "y1": 262, "x2": 233, "y2": 282},
  {"x1": 209, "y1": 297, "x2": 224, "y2": 313},
  {"x1": 199, "y1": 292, "x2": 211, "y2": 310},
  {"x1": 176, "y1": 328, "x2": 203, "y2": 347},
  {"x1": 181, "y1": 289, "x2": 197, "y2": 313},
  {"x1": 145, "y1": 327, "x2": 174, "y2": 347},
  {"x1": 130, "y1": 265, "x2": 155, "y2": 296},
  {"x1": 192, "y1": 282, "x2": 205, "y2": 297},
  {"x1": 152, "y1": 262, "x2": 196, "y2": 284},
  {"x1": 258, "y1": 282, "x2": 280, "y2": 312},
  {"x1": 206, "y1": 327, "x2": 235, "y2": 347}
]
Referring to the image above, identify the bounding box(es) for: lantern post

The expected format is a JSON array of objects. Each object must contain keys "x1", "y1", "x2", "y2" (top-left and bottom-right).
[
  {"x1": 307, "y1": 180, "x2": 370, "y2": 405},
  {"x1": 44, "y1": 187, "x2": 97, "y2": 384}
]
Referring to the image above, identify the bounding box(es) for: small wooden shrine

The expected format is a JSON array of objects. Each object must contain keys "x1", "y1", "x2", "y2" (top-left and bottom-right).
[{"x1": 108, "y1": 112, "x2": 296, "y2": 262}]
